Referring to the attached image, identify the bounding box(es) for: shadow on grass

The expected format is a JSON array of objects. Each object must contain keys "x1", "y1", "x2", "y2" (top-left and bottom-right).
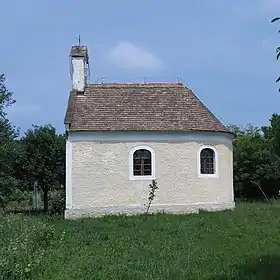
[
  {"x1": 213, "y1": 255, "x2": 280, "y2": 280},
  {"x1": 3, "y1": 209, "x2": 64, "y2": 219},
  {"x1": 4, "y1": 209, "x2": 46, "y2": 215}
]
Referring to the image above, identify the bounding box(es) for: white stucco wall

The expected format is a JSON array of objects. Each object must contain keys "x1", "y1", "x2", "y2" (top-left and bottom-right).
[
  {"x1": 71, "y1": 57, "x2": 85, "y2": 91},
  {"x1": 65, "y1": 131, "x2": 234, "y2": 218}
]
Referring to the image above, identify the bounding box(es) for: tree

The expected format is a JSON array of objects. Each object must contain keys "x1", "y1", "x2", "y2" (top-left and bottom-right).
[
  {"x1": 262, "y1": 114, "x2": 280, "y2": 154},
  {"x1": 271, "y1": 17, "x2": 280, "y2": 89},
  {"x1": 261, "y1": 114, "x2": 280, "y2": 185},
  {"x1": 0, "y1": 74, "x2": 19, "y2": 208},
  {"x1": 232, "y1": 125, "x2": 264, "y2": 198},
  {"x1": 20, "y1": 125, "x2": 66, "y2": 212},
  {"x1": 230, "y1": 117, "x2": 280, "y2": 201}
]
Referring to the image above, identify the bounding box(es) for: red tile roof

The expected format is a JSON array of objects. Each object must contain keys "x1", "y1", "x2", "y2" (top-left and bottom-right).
[{"x1": 65, "y1": 83, "x2": 230, "y2": 133}]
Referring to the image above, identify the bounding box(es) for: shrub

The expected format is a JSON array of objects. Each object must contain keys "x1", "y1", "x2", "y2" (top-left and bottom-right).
[
  {"x1": 6, "y1": 189, "x2": 34, "y2": 212},
  {"x1": 49, "y1": 189, "x2": 65, "y2": 216}
]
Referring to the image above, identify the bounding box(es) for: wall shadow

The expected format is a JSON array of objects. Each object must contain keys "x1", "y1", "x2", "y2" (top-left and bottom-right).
[{"x1": 211, "y1": 255, "x2": 280, "y2": 280}]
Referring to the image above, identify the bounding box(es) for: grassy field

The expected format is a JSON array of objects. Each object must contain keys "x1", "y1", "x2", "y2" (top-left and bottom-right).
[{"x1": 1, "y1": 203, "x2": 280, "y2": 280}]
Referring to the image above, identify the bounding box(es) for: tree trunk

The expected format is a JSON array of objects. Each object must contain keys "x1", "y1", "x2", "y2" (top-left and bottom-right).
[{"x1": 43, "y1": 188, "x2": 48, "y2": 213}]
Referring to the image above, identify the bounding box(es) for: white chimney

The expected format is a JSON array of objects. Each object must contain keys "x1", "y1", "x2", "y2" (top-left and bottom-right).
[{"x1": 70, "y1": 46, "x2": 89, "y2": 91}]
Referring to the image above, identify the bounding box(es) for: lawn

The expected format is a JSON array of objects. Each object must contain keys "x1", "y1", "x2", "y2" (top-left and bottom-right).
[{"x1": 1, "y1": 203, "x2": 280, "y2": 280}]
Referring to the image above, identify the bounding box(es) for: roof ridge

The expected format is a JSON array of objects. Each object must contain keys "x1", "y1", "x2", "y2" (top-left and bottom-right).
[{"x1": 86, "y1": 82, "x2": 184, "y2": 88}]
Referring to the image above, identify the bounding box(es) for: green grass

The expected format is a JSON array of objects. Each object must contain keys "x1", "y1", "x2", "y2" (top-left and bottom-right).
[{"x1": 1, "y1": 203, "x2": 280, "y2": 280}]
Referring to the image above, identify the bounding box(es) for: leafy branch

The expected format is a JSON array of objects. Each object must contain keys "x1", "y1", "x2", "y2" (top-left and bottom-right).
[
  {"x1": 145, "y1": 180, "x2": 158, "y2": 220},
  {"x1": 271, "y1": 17, "x2": 280, "y2": 89}
]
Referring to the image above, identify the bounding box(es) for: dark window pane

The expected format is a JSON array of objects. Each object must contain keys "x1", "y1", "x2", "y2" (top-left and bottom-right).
[
  {"x1": 134, "y1": 170, "x2": 142, "y2": 176},
  {"x1": 200, "y1": 148, "x2": 215, "y2": 174},
  {"x1": 133, "y1": 149, "x2": 152, "y2": 176}
]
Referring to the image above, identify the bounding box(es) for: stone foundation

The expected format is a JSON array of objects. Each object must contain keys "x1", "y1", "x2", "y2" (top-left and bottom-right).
[{"x1": 65, "y1": 202, "x2": 235, "y2": 219}]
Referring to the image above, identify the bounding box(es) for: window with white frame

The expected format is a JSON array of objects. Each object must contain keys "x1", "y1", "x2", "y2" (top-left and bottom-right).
[
  {"x1": 133, "y1": 149, "x2": 152, "y2": 176},
  {"x1": 198, "y1": 146, "x2": 218, "y2": 177},
  {"x1": 129, "y1": 146, "x2": 155, "y2": 180}
]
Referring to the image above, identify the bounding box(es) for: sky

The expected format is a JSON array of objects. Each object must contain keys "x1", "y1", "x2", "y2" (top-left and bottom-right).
[{"x1": 1, "y1": 0, "x2": 280, "y2": 134}]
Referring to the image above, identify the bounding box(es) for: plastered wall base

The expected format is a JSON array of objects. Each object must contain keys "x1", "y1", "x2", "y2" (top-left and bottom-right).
[{"x1": 65, "y1": 202, "x2": 235, "y2": 219}]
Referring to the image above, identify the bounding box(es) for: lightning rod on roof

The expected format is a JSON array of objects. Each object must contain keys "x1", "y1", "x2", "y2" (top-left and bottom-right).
[
  {"x1": 94, "y1": 76, "x2": 106, "y2": 84},
  {"x1": 176, "y1": 77, "x2": 183, "y2": 83},
  {"x1": 78, "y1": 34, "x2": 81, "y2": 46}
]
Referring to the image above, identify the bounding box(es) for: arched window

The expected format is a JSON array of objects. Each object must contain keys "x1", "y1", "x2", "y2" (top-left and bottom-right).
[
  {"x1": 133, "y1": 149, "x2": 151, "y2": 176},
  {"x1": 200, "y1": 148, "x2": 215, "y2": 174},
  {"x1": 129, "y1": 146, "x2": 155, "y2": 180},
  {"x1": 198, "y1": 146, "x2": 218, "y2": 177}
]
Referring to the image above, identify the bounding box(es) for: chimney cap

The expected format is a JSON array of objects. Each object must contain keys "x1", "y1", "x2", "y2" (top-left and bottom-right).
[{"x1": 70, "y1": 46, "x2": 88, "y2": 57}]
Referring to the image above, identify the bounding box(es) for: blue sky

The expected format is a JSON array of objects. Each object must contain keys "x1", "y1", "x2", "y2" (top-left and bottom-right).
[{"x1": 1, "y1": 0, "x2": 280, "y2": 133}]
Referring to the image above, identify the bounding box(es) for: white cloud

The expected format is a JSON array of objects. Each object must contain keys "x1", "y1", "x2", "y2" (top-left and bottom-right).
[{"x1": 107, "y1": 41, "x2": 164, "y2": 70}]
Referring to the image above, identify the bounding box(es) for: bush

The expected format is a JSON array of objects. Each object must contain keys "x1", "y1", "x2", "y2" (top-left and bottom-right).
[
  {"x1": 0, "y1": 175, "x2": 19, "y2": 210},
  {"x1": 49, "y1": 189, "x2": 65, "y2": 216},
  {"x1": 6, "y1": 189, "x2": 34, "y2": 212},
  {"x1": 0, "y1": 215, "x2": 55, "y2": 279}
]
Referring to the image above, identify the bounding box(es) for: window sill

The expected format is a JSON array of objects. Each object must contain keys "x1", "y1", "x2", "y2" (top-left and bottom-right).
[
  {"x1": 198, "y1": 173, "x2": 219, "y2": 179},
  {"x1": 129, "y1": 175, "x2": 155, "y2": 181}
]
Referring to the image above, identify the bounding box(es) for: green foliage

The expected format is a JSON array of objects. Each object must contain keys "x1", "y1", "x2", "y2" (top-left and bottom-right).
[
  {"x1": 271, "y1": 17, "x2": 280, "y2": 89},
  {"x1": 0, "y1": 215, "x2": 54, "y2": 280},
  {"x1": 0, "y1": 74, "x2": 15, "y2": 119},
  {"x1": 0, "y1": 74, "x2": 66, "y2": 213},
  {"x1": 6, "y1": 190, "x2": 34, "y2": 212},
  {"x1": 2, "y1": 204, "x2": 280, "y2": 279},
  {"x1": 271, "y1": 17, "x2": 280, "y2": 23},
  {"x1": 20, "y1": 125, "x2": 66, "y2": 212},
  {"x1": 230, "y1": 115, "x2": 280, "y2": 200},
  {"x1": 0, "y1": 139, "x2": 23, "y2": 209},
  {"x1": 145, "y1": 180, "x2": 158, "y2": 219},
  {"x1": 0, "y1": 74, "x2": 20, "y2": 209},
  {"x1": 49, "y1": 188, "x2": 66, "y2": 216}
]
